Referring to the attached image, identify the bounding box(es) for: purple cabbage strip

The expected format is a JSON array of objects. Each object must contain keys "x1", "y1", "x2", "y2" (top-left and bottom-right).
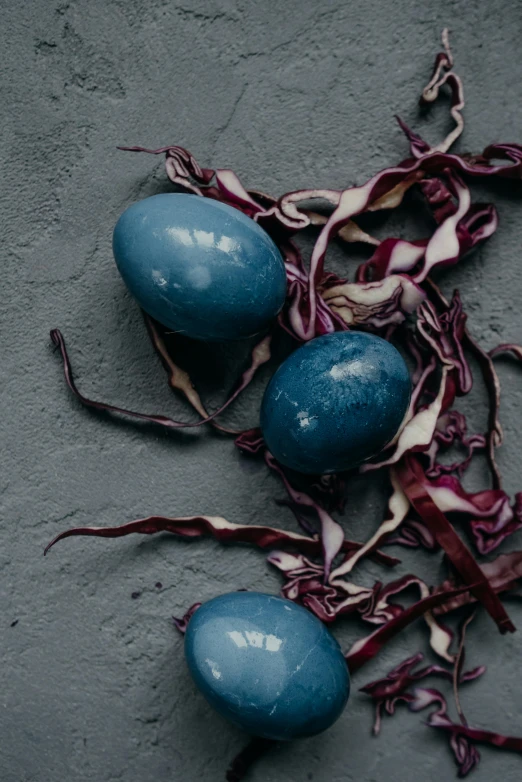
[
  {"x1": 432, "y1": 551, "x2": 522, "y2": 616},
  {"x1": 396, "y1": 28, "x2": 465, "y2": 157},
  {"x1": 421, "y1": 473, "x2": 522, "y2": 555},
  {"x1": 264, "y1": 451, "x2": 345, "y2": 580},
  {"x1": 345, "y1": 585, "x2": 474, "y2": 672},
  {"x1": 409, "y1": 688, "x2": 522, "y2": 776},
  {"x1": 142, "y1": 313, "x2": 210, "y2": 422},
  {"x1": 427, "y1": 280, "x2": 504, "y2": 490},
  {"x1": 386, "y1": 518, "x2": 439, "y2": 551},
  {"x1": 396, "y1": 456, "x2": 515, "y2": 634},
  {"x1": 44, "y1": 512, "x2": 398, "y2": 567},
  {"x1": 234, "y1": 427, "x2": 266, "y2": 455},
  {"x1": 425, "y1": 411, "x2": 486, "y2": 480},
  {"x1": 225, "y1": 738, "x2": 274, "y2": 782},
  {"x1": 50, "y1": 326, "x2": 271, "y2": 434},
  {"x1": 360, "y1": 292, "x2": 470, "y2": 474},
  {"x1": 143, "y1": 312, "x2": 274, "y2": 435},
  {"x1": 416, "y1": 292, "x2": 472, "y2": 395},
  {"x1": 489, "y1": 343, "x2": 522, "y2": 362},
  {"x1": 464, "y1": 330, "x2": 504, "y2": 491},
  {"x1": 360, "y1": 650, "x2": 484, "y2": 737},
  {"x1": 172, "y1": 602, "x2": 201, "y2": 633},
  {"x1": 255, "y1": 142, "x2": 522, "y2": 341},
  {"x1": 356, "y1": 237, "x2": 427, "y2": 282},
  {"x1": 322, "y1": 274, "x2": 426, "y2": 330},
  {"x1": 360, "y1": 613, "x2": 500, "y2": 778},
  {"x1": 308, "y1": 473, "x2": 347, "y2": 515}
]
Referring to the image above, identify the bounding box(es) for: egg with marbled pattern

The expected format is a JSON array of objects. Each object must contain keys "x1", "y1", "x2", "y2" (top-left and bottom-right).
[{"x1": 260, "y1": 331, "x2": 411, "y2": 474}]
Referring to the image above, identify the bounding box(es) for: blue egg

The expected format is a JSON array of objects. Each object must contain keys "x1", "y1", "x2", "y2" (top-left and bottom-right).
[
  {"x1": 112, "y1": 193, "x2": 287, "y2": 341},
  {"x1": 260, "y1": 331, "x2": 411, "y2": 474},
  {"x1": 184, "y1": 591, "x2": 349, "y2": 740}
]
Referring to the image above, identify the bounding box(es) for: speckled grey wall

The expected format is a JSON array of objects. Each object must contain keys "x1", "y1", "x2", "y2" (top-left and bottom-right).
[{"x1": 2, "y1": 1, "x2": 522, "y2": 781}]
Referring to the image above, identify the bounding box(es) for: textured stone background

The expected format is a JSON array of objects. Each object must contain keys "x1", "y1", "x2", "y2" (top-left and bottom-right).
[{"x1": 2, "y1": 1, "x2": 522, "y2": 780}]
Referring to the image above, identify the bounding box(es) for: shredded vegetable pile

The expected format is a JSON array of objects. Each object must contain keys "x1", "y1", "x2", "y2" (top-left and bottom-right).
[{"x1": 47, "y1": 31, "x2": 522, "y2": 780}]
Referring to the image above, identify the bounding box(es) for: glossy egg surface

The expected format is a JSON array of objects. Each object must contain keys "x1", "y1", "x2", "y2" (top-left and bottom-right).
[
  {"x1": 260, "y1": 331, "x2": 411, "y2": 474},
  {"x1": 113, "y1": 194, "x2": 287, "y2": 341},
  {"x1": 184, "y1": 591, "x2": 350, "y2": 740}
]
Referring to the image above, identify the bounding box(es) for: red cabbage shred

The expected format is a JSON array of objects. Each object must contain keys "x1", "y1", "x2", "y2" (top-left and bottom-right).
[{"x1": 47, "y1": 30, "x2": 522, "y2": 781}]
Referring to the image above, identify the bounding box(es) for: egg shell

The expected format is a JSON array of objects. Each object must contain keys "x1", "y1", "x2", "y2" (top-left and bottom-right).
[
  {"x1": 184, "y1": 591, "x2": 350, "y2": 740},
  {"x1": 260, "y1": 330, "x2": 411, "y2": 474},
  {"x1": 112, "y1": 193, "x2": 287, "y2": 341}
]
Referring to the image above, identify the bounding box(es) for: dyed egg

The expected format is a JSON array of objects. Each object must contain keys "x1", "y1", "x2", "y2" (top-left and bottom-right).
[
  {"x1": 260, "y1": 331, "x2": 411, "y2": 474},
  {"x1": 184, "y1": 591, "x2": 349, "y2": 740},
  {"x1": 112, "y1": 193, "x2": 287, "y2": 341}
]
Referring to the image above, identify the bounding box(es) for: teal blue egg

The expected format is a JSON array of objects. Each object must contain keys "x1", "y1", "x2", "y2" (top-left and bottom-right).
[
  {"x1": 184, "y1": 592, "x2": 350, "y2": 740},
  {"x1": 113, "y1": 194, "x2": 287, "y2": 341},
  {"x1": 260, "y1": 331, "x2": 411, "y2": 474}
]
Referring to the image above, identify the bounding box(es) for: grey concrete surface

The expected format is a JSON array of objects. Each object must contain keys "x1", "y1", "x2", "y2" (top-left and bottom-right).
[{"x1": 2, "y1": 1, "x2": 522, "y2": 780}]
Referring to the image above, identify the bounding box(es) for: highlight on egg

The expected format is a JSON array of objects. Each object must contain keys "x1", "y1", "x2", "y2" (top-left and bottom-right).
[
  {"x1": 112, "y1": 193, "x2": 287, "y2": 341},
  {"x1": 260, "y1": 331, "x2": 411, "y2": 475}
]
